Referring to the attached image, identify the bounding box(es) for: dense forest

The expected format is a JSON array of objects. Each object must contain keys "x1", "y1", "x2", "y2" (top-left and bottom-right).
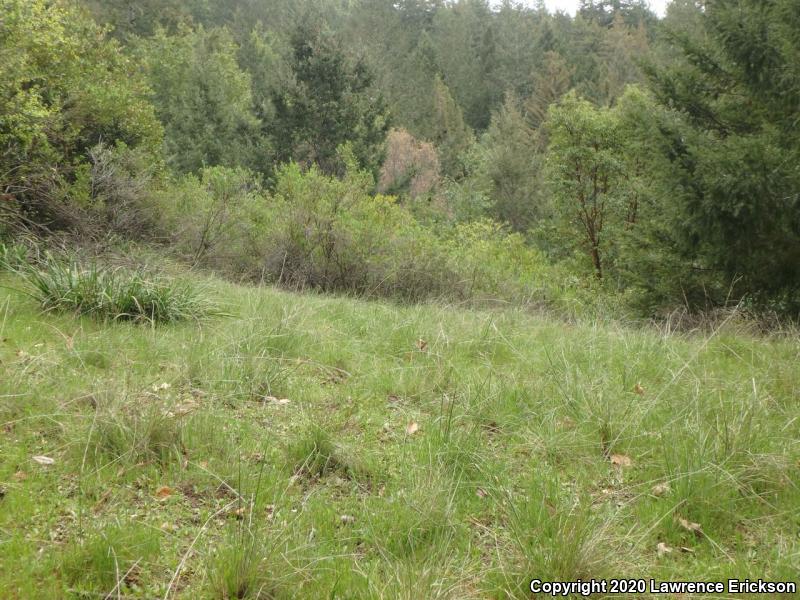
[{"x1": 2, "y1": 0, "x2": 799, "y2": 316}]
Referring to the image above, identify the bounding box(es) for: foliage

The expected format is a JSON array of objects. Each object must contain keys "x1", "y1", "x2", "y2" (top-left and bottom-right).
[
  {"x1": 259, "y1": 151, "x2": 458, "y2": 301},
  {"x1": 468, "y1": 94, "x2": 548, "y2": 232},
  {"x1": 271, "y1": 20, "x2": 390, "y2": 176},
  {"x1": 428, "y1": 76, "x2": 474, "y2": 179},
  {"x1": 545, "y1": 92, "x2": 624, "y2": 280},
  {"x1": 378, "y1": 128, "x2": 441, "y2": 200},
  {"x1": 0, "y1": 0, "x2": 162, "y2": 230},
  {"x1": 18, "y1": 256, "x2": 214, "y2": 323},
  {"x1": 158, "y1": 166, "x2": 267, "y2": 275},
  {"x1": 641, "y1": 0, "x2": 800, "y2": 313},
  {"x1": 137, "y1": 25, "x2": 261, "y2": 174}
]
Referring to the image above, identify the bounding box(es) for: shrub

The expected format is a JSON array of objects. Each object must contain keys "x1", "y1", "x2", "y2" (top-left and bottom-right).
[
  {"x1": 158, "y1": 166, "x2": 268, "y2": 276},
  {"x1": 19, "y1": 256, "x2": 214, "y2": 323},
  {"x1": 0, "y1": 0, "x2": 161, "y2": 233},
  {"x1": 260, "y1": 156, "x2": 462, "y2": 301},
  {"x1": 378, "y1": 128, "x2": 440, "y2": 199}
]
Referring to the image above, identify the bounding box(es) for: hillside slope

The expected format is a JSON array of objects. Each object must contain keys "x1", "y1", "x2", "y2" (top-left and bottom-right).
[{"x1": 1, "y1": 271, "x2": 798, "y2": 598}]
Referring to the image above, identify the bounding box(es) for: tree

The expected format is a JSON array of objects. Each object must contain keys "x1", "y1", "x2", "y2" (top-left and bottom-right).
[
  {"x1": 138, "y1": 25, "x2": 261, "y2": 174},
  {"x1": 525, "y1": 51, "x2": 574, "y2": 128},
  {"x1": 0, "y1": 0, "x2": 161, "y2": 230},
  {"x1": 429, "y1": 76, "x2": 474, "y2": 179},
  {"x1": 545, "y1": 93, "x2": 623, "y2": 279},
  {"x1": 271, "y1": 20, "x2": 390, "y2": 176},
  {"x1": 644, "y1": 0, "x2": 800, "y2": 311},
  {"x1": 471, "y1": 94, "x2": 547, "y2": 231}
]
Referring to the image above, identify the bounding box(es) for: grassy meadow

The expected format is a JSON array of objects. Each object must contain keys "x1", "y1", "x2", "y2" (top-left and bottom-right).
[{"x1": 0, "y1": 267, "x2": 798, "y2": 598}]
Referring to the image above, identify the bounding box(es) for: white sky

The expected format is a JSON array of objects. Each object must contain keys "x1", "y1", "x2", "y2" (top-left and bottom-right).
[{"x1": 541, "y1": 0, "x2": 670, "y2": 17}]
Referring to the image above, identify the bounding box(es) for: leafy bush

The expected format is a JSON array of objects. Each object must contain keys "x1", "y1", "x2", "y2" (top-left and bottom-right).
[
  {"x1": 0, "y1": 0, "x2": 161, "y2": 232},
  {"x1": 258, "y1": 155, "x2": 463, "y2": 301},
  {"x1": 19, "y1": 257, "x2": 214, "y2": 323},
  {"x1": 158, "y1": 166, "x2": 267, "y2": 275}
]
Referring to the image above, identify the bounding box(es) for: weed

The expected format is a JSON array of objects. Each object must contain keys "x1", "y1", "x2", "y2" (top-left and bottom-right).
[{"x1": 18, "y1": 255, "x2": 215, "y2": 323}]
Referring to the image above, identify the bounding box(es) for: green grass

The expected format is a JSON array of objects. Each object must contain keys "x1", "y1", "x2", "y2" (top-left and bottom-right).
[
  {"x1": 10, "y1": 255, "x2": 215, "y2": 323},
  {"x1": 0, "y1": 267, "x2": 798, "y2": 598}
]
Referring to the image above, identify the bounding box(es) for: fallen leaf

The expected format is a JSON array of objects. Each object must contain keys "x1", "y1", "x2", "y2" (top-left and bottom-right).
[
  {"x1": 340, "y1": 514, "x2": 356, "y2": 525},
  {"x1": 32, "y1": 455, "x2": 55, "y2": 466},
  {"x1": 652, "y1": 482, "x2": 671, "y2": 497},
  {"x1": 416, "y1": 338, "x2": 428, "y2": 352},
  {"x1": 476, "y1": 488, "x2": 488, "y2": 499},
  {"x1": 634, "y1": 383, "x2": 645, "y2": 396},
  {"x1": 610, "y1": 454, "x2": 633, "y2": 468},
  {"x1": 656, "y1": 542, "x2": 673, "y2": 557},
  {"x1": 277, "y1": 398, "x2": 291, "y2": 405},
  {"x1": 677, "y1": 517, "x2": 702, "y2": 535},
  {"x1": 406, "y1": 421, "x2": 420, "y2": 435},
  {"x1": 154, "y1": 486, "x2": 174, "y2": 500},
  {"x1": 13, "y1": 471, "x2": 27, "y2": 481},
  {"x1": 387, "y1": 394, "x2": 400, "y2": 405}
]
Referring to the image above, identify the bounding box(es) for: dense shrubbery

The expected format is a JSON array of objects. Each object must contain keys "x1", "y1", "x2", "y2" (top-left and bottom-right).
[
  {"x1": 155, "y1": 150, "x2": 571, "y2": 308},
  {"x1": 0, "y1": 0, "x2": 161, "y2": 234}
]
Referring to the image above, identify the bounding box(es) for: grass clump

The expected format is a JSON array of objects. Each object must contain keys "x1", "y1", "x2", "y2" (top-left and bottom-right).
[
  {"x1": 286, "y1": 422, "x2": 373, "y2": 482},
  {"x1": 19, "y1": 256, "x2": 214, "y2": 323}
]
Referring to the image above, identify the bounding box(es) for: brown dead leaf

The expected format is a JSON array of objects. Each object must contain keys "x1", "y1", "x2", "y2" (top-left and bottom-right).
[
  {"x1": 416, "y1": 338, "x2": 428, "y2": 352},
  {"x1": 652, "y1": 482, "x2": 671, "y2": 497},
  {"x1": 476, "y1": 488, "x2": 488, "y2": 499},
  {"x1": 154, "y1": 486, "x2": 175, "y2": 501},
  {"x1": 633, "y1": 383, "x2": 645, "y2": 396},
  {"x1": 677, "y1": 517, "x2": 702, "y2": 535},
  {"x1": 610, "y1": 454, "x2": 633, "y2": 468},
  {"x1": 406, "y1": 421, "x2": 420, "y2": 435},
  {"x1": 32, "y1": 455, "x2": 55, "y2": 466},
  {"x1": 656, "y1": 542, "x2": 673, "y2": 557}
]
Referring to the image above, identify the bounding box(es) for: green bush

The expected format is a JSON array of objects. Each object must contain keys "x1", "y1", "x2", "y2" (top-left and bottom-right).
[
  {"x1": 19, "y1": 256, "x2": 214, "y2": 323},
  {"x1": 158, "y1": 166, "x2": 267, "y2": 275},
  {"x1": 258, "y1": 156, "x2": 463, "y2": 301}
]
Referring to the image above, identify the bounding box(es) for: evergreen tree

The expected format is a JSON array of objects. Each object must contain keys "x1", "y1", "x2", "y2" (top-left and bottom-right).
[
  {"x1": 473, "y1": 94, "x2": 547, "y2": 231},
  {"x1": 271, "y1": 20, "x2": 390, "y2": 176},
  {"x1": 429, "y1": 76, "x2": 474, "y2": 179},
  {"x1": 138, "y1": 26, "x2": 261, "y2": 174},
  {"x1": 644, "y1": 0, "x2": 800, "y2": 310}
]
